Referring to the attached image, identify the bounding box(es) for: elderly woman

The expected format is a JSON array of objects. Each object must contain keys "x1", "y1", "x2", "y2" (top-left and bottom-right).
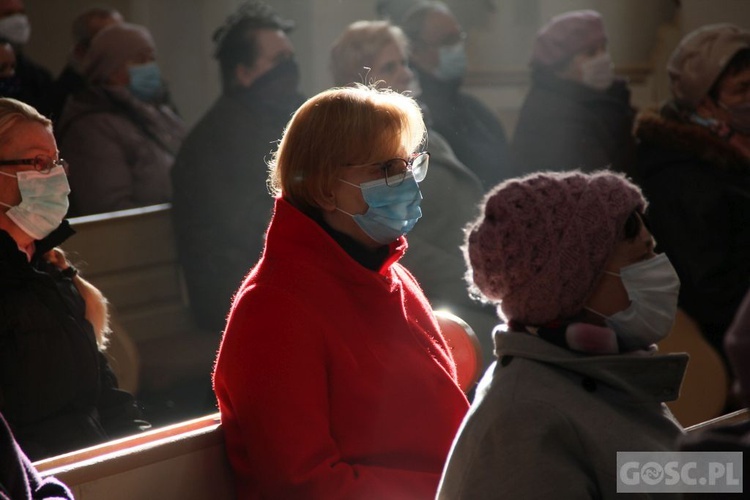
[
  {"x1": 56, "y1": 22, "x2": 184, "y2": 216},
  {"x1": 632, "y1": 24, "x2": 750, "y2": 360},
  {"x1": 213, "y1": 85, "x2": 469, "y2": 498},
  {"x1": 437, "y1": 171, "x2": 687, "y2": 499},
  {"x1": 330, "y1": 20, "x2": 496, "y2": 369},
  {"x1": 511, "y1": 10, "x2": 636, "y2": 176}
]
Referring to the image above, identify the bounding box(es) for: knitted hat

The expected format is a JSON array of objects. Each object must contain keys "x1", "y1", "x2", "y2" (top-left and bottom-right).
[
  {"x1": 83, "y1": 22, "x2": 155, "y2": 84},
  {"x1": 376, "y1": 0, "x2": 435, "y2": 26},
  {"x1": 531, "y1": 10, "x2": 607, "y2": 68},
  {"x1": 668, "y1": 23, "x2": 750, "y2": 108},
  {"x1": 466, "y1": 171, "x2": 646, "y2": 325}
]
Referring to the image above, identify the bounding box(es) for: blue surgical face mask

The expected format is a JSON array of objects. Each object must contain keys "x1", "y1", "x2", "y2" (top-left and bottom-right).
[
  {"x1": 0, "y1": 165, "x2": 70, "y2": 240},
  {"x1": 337, "y1": 173, "x2": 423, "y2": 245},
  {"x1": 128, "y1": 61, "x2": 163, "y2": 102},
  {"x1": 434, "y1": 41, "x2": 467, "y2": 81}
]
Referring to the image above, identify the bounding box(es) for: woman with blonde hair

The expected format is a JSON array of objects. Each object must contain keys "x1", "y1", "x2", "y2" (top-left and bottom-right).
[
  {"x1": 213, "y1": 85, "x2": 469, "y2": 498},
  {"x1": 0, "y1": 97, "x2": 145, "y2": 460}
]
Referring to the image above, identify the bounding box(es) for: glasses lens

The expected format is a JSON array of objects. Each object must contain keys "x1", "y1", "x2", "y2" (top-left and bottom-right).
[
  {"x1": 33, "y1": 155, "x2": 53, "y2": 173},
  {"x1": 411, "y1": 152, "x2": 429, "y2": 182},
  {"x1": 384, "y1": 159, "x2": 408, "y2": 186}
]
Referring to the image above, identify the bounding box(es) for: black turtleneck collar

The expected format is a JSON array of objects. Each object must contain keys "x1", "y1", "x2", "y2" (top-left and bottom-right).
[{"x1": 305, "y1": 209, "x2": 389, "y2": 272}]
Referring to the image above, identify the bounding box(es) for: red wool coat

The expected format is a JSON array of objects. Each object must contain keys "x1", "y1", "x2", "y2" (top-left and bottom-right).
[{"x1": 213, "y1": 198, "x2": 469, "y2": 499}]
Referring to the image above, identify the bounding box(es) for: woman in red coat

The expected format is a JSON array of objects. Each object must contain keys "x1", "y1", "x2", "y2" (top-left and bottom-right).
[{"x1": 213, "y1": 85, "x2": 469, "y2": 499}]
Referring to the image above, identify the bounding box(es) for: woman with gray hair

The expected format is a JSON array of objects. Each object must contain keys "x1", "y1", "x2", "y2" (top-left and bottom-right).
[
  {"x1": 330, "y1": 20, "x2": 497, "y2": 370},
  {"x1": 56, "y1": 22, "x2": 185, "y2": 216}
]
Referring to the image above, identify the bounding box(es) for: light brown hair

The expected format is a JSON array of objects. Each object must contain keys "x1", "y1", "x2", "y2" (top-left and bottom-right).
[{"x1": 268, "y1": 85, "x2": 426, "y2": 214}]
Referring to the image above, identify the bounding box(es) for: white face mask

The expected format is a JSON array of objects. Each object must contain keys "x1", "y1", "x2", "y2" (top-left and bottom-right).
[
  {"x1": 580, "y1": 52, "x2": 614, "y2": 91},
  {"x1": 434, "y1": 41, "x2": 467, "y2": 81},
  {"x1": 0, "y1": 13, "x2": 30, "y2": 46},
  {"x1": 587, "y1": 253, "x2": 680, "y2": 351},
  {"x1": 0, "y1": 165, "x2": 70, "y2": 240}
]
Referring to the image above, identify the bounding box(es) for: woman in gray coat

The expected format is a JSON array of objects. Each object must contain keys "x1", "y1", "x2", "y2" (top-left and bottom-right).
[
  {"x1": 57, "y1": 22, "x2": 184, "y2": 216},
  {"x1": 438, "y1": 171, "x2": 687, "y2": 499}
]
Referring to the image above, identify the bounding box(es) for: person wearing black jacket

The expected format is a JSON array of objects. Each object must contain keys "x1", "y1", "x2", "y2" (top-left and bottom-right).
[
  {"x1": 631, "y1": 24, "x2": 750, "y2": 359},
  {"x1": 171, "y1": 1, "x2": 305, "y2": 331},
  {"x1": 376, "y1": 0, "x2": 511, "y2": 191},
  {"x1": 511, "y1": 10, "x2": 635, "y2": 177},
  {"x1": 0, "y1": 97, "x2": 146, "y2": 461}
]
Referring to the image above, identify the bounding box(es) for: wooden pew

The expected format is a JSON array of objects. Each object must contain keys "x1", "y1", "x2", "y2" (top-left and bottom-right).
[
  {"x1": 686, "y1": 408, "x2": 750, "y2": 434},
  {"x1": 34, "y1": 413, "x2": 235, "y2": 499},
  {"x1": 62, "y1": 204, "x2": 219, "y2": 396}
]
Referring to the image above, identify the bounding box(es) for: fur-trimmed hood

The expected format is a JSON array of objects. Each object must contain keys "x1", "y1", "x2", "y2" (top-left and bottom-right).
[{"x1": 635, "y1": 109, "x2": 750, "y2": 174}]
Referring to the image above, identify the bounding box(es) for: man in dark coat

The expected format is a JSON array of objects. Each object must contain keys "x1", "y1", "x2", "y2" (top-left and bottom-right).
[
  {"x1": 377, "y1": 0, "x2": 511, "y2": 191},
  {"x1": 171, "y1": 1, "x2": 305, "y2": 331},
  {"x1": 511, "y1": 10, "x2": 635, "y2": 177},
  {"x1": 631, "y1": 24, "x2": 750, "y2": 359}
]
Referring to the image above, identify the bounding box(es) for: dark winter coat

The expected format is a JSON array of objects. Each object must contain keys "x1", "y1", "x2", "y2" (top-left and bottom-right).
[
  {"x1": 57, "y1": 85, "x2": 185, "y2": 216},
  {"x1": 414, "y1": 66, "x2": 511, "y2": 191},
  {"x1": 171, "y1": 85, "x2": 305, "y2": 331},
  {"x1": 511, "y1": 71, "x2": 635, "y2": 176},
  {"x1": 0, "y1": 411, "x2": 72, "y2": 499},
  {"x1": 10, "y1": 51, "x2": 54, "y2": 117},
  {"x1": 0, "y1": 223, "x2": 145, "y2": 461},
  {"x1": 632, "y1": 109, "x2": 750, "y2": 356}
]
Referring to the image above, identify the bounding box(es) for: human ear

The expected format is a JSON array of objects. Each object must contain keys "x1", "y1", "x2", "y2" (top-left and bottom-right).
[{"x1": 315, "y1": 187, "x2": 337, "y2": 212}]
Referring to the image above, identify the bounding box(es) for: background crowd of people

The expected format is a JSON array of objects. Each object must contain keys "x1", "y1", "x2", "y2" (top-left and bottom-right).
[{"x1": 0, "y1": 0, "x2": 748, "y2": 498}]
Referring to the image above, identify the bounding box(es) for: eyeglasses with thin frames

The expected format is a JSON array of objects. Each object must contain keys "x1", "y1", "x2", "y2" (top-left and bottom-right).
[
  {"x1": 0, "y1": 154, "x2": 69, "y2": 174},
  {"x1": 348, "y1": 151, "x2": 430, "y2": 187}
]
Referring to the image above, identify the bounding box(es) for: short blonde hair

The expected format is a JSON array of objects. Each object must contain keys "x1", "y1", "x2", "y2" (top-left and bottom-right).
[
  {"x1": 268, "y1": 85, "x2": 426, "y2": 214},
  {"x1": 0, "y1": 98, "x2": 51, "y2": 149},
  {"x1": 330, "y1": 20, "x2": 409, "y2": 87}
]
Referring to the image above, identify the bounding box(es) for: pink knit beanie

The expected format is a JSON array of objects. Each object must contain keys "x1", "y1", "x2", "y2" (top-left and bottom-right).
[
  {"x1": 668, "y1": 23, "x2": 750, "y2": 108},
  {"x1": 466, "y1": 171, "x2": 646, "y2": 325},
  {"x1": 83, "y1": 22, "x2": 156, "y2": 84},
  {"x1": 531, "y1": 10, "x2": 607, "y2": 68}
]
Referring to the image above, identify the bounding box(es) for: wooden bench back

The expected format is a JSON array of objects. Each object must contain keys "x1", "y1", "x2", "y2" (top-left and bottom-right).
[
  {"x1": 62, "y1": 204, "x2": 218, "y2": 395},
  {"x1": 63, "y1": 204, "x2": 201, "y2": 343},
  {"x1": 34, "y1": 413, "x2": 235, "y2": 499}
]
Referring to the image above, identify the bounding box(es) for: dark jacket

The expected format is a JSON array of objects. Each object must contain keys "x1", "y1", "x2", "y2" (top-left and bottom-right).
[
  {"x1": 0, "y1": 223, "x2": 145, "y2": 461},
  {"x1": 0, "y1": 412, "x2": 72, "y2": 499},
  {"x1": 47, "y1": 63, "x2": 85, "y2": 126},
  {"x1": 632, "y1": 109, "x2": 750, "y2": 356},
  {"x1": 171, "y1": 85, "x2": 305, "y2": 331},
  {"x1": 57, "y1": 85, "x2": 185, "y2": 216},
  {"x1": 414, "y1": 66, "x2": 511, "y2": 191},
  {"x1": 9, "y1": 51, "x2": 54, "y2": 117},
  {"x1": 511, "y1": 71, "x2": 635, "y2": 176}
]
